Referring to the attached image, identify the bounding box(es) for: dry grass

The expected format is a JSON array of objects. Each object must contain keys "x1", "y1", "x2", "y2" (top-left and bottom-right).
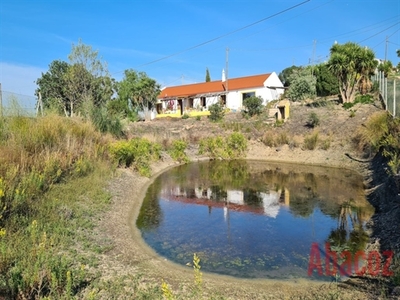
[{"x1": 354, "y1": 111, "x2": 389, "y2": 154}]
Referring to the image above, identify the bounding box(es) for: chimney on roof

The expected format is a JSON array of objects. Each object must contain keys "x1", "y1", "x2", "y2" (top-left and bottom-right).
[{"x1": 222, "y1": 69, "x2": 226, "y2": 82}]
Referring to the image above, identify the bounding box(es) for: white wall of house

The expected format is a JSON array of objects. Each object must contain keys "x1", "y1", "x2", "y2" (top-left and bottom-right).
[
  {"x1": 224, "y1": 72, "x2": 285, "y2": 110},
  {"x1": 226, "y1": 91, "x2": 243, "y2": 111},
  {"x1": 264, "y1": 72, "x2": 285, "y2": 102},
  {"x1": 192, "y1": 96, "x2": 219, "y2": 110}
]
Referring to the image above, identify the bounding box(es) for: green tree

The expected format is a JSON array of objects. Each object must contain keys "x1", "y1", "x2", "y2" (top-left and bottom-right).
[
  {"x1": 286, "y1": 68, "x2": 316, "y2": 101},
  {"x1": 205, "y1": 68, "x2": 211, "y2": 82},
  {"x1": 327, "y1": 42, "x2": 377, "y2": 103},
  {"x1": 314, "y1": 63, "x2": 339, "y2": 97},
  {"x1": 117, "y1": 69, "x2": 161, "y2": 121},
  {"x1": 35, "y1": 40, "x2": 114, "y2": 117},
  {"x1": 66, "y1": 40, "x2": 113, "y2": 116},
  {"x1": 243, "y1": 95, "x2": 263, "y2": 117},
  {"x1": 378, "y1": 60, "x2": 394, "y2": 77},
  {"x1": 279, "y1": 65, "x2": 302, "y2": 87},
  {"x1": 35, "y1": 60, "x2": 70, "y2": 116},
  {"x1": 64, "y1": 63, "x2": 94, "y2": 116}
]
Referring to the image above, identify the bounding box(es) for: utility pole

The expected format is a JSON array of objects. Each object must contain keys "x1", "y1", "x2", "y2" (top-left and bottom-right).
[
  {"x1": 385, "y1": 36, "x2": 388, "y2": 61},
  {"x1": 311, "y1": 40, "x2": 316, "y2": 76},
  {"x1": 0, "y1": 83, "x2": 2, "y2": 117},
  {"x1": 225, "y1": 47, "x2": 229, "y2": 93}
]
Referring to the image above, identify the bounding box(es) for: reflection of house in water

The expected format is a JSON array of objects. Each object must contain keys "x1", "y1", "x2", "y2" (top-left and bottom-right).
[{"x1": 160, "y1": 186, "x2": 290, "y2": 218}]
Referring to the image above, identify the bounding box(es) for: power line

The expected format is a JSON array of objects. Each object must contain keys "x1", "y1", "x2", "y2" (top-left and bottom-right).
[
  {"x1": 111, "y1": 0, "x2": 311, "y2": 75},
  {"x1": 358, "y1": 21, "x2": 400, "y2": 43},
  {"x1": 223, "y1": 17, "x2": 400, "y2": 53},
  {"x1": 226, "y1": 0, "x2": 334, "y2": 48}
]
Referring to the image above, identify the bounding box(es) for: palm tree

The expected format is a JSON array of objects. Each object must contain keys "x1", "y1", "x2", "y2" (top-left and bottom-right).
[{"x1": 328, "y1": 42, "x2": 378, "y2": 103}]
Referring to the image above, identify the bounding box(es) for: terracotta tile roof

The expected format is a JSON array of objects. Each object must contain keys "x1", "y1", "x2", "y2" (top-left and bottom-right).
[{"x1": 158, "y1": 73, "x2": 271, "y2": 99}]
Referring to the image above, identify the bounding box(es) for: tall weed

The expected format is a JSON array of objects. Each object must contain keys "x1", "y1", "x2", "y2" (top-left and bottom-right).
[
  {"x1": 303, "y1": 131, "x2": 319, "y2": 150},
  {"x1": 354, "y1": 111, "x2": 389, "y2": 153}
]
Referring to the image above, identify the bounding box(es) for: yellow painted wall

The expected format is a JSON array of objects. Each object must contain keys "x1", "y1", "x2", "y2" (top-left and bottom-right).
[{"x1": 156, "y1": 110, "x2": 210, "y2": 119}]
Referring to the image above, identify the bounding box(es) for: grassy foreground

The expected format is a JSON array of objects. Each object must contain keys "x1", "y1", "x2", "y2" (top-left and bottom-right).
[
  {"x1": 0, "y1": 113, "x2": 245, "y2": 299},
  {"x1": 0, "y1": 114, "x2": 117, "y2": 298}
]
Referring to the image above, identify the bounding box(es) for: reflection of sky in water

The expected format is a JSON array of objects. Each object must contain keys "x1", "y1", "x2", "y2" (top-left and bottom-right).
[
  {"x1": 142, "y1": 199, "x2": 337, "y2": 279},
  {"x1": 138, "y1": 161, "x2": 373, "y2": 280}
]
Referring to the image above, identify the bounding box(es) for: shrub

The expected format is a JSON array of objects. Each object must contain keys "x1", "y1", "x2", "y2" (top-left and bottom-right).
[
  {"x1": 276, "y1": 132, "x2": 290, "y2": 145},
  {"x1": 109, "y1": 138, "x2": 161, "y2": 176},
  {"x1": 243, "y1": 96, "x2": 263, "y2": 117},
  {"x1": 199, "y1": 133, "x2": 247, "y2": 159},
  {"x1": 208, "y1": 103, "x2": 225, "y2": 122},
  {"x1": 355, "y1": 94, "x2": 374, "y2": 104},
  {"x1": 226, "y1": 132, "x2": 248, "y2": 158},
  {"x1": 342, "y1": 102, "x2": 354, "y2": 110},
  {"x1": 306, "y1": 112, "x2": 320, "y2": 128},
  {"x1": 168, "y1": 139, "x2": 189, "y2": 163},
  {"x1": 262, "y1": 133, "x2": 276, "y2": 147},
  {"x1": 343, "y1": 94, "x2": 374, "y2": 110},
  {"x1": 90, "y1": 106, "x2": 123, "y2": 137},
  {"x1": 303, "y1": 131, "x2": 319, "y2": 150},
  {"x1": 182, "y1": 113, "x2": 190, "y2": 119},
  {"x1": 199, "y1": 136, "x2": 227, "y2": 159},
  {"x1": 320, "y1": 138, "x2": 331, "y2": 150}
]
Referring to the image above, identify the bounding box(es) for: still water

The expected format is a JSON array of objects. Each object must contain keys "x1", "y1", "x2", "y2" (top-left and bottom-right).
[{"x1": 136, "y1": 160, "x2": 374, "y2": 280}]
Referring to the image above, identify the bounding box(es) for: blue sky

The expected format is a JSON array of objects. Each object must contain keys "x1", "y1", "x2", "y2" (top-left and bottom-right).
[{"x1": 0, "y1": 0, "x2": 399, "y2": 97}]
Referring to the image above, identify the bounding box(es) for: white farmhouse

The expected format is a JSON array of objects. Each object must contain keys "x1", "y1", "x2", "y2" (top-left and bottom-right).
[{"x1": 156, "y1": 71, "x2": 285, "y2": 118}]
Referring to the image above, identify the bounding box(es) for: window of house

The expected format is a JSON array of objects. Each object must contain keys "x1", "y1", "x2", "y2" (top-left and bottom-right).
[{"x1": 242, "y1": 92, "x2": 255, "y2": 100}]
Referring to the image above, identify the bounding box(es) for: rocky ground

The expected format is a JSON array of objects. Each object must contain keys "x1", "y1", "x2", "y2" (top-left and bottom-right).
[{"x1": 93, "y1": 98, "x2": 400, "y2": 299}]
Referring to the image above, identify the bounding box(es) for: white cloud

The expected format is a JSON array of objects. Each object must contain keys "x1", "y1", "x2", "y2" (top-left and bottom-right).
[{"x1": 0, "y1": 62, "x2": 45, "y2": 96}]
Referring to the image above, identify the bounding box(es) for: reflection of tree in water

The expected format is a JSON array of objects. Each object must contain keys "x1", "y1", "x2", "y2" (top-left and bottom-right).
[
  {"x1": 289, "y1": 193, "x2": 318, "y2": 217},
  {"x1": 210, "y1": 185, "x2": 227, "y2": 201},
  {"x1": 327, "y1": 200, "x2": 369, "y2": 253},
  {"x1": 243, "y1": 188, "x2": 263, "y2": 206},
  {"x1": 136, "y1": 179, "x2": 163, "y2": 230},
  {"x1": 304, "y1": 173, "x2": 318, "y2": 191},
  {"x1": 207, "y1": 160, "x2": 250, "y2": 189}
]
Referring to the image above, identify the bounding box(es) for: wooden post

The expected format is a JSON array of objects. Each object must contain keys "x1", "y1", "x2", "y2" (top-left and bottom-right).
[{"x1": 36, "y1": 91, "x2": 43, "y2": 116}]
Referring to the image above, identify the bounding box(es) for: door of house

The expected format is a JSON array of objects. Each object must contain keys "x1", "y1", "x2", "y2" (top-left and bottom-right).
[{"x1": 178, "y1": 99, "x2": 183, "y2": 115}]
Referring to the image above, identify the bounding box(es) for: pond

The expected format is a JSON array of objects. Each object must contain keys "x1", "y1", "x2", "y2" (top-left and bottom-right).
[{"x1": 136, "y1": 160, "x2": 374, "y2": 280}]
